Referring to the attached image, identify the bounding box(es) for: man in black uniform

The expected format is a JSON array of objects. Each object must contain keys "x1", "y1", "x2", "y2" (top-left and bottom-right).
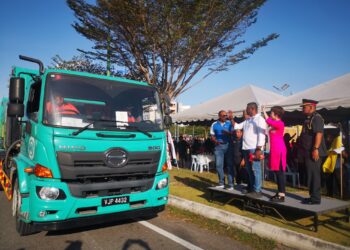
[{"x1": 299, "y1": 99, "x2": 327, "y2": 204}]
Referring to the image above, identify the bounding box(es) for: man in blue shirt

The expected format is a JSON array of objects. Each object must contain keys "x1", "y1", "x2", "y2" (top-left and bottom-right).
[{"x1": 210, "y1": 110, "x2": 234, "y2": 189}]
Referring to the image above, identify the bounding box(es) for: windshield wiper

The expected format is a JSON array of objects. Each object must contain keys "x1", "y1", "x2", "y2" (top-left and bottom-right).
[
  {"x1": 71, "y1": 121, "x2": 95, "y2": 136},
  {"x1": 72, "y1": 119, "x2": 153, "y2": 138},
  {"x1": 118, "y1": 124, "x2": 152, "y2": 138},
  {"x1": 98, "y1": 119, "x2": 153, "y2": 138},
  {"x1": 71, "y1": 118, "x2": 109, "y2": 136}
]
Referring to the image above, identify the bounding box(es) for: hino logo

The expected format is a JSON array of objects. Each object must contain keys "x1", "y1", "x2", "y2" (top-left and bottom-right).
[{"x1": 105, "y1": 149, "x2": 128, "y2": 168}]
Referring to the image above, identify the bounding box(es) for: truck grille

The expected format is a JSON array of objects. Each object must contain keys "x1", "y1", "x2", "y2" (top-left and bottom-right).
[
  {"x1": 73, "y1": 158, "x2": 153, "y2": 167},
  {"x1": 56, "y1": 150, "x2": 160, "y2": 198}
]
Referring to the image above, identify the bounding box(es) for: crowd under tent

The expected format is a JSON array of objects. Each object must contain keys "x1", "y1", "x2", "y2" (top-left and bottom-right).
[{"x1": 173, "y1": 74, "x2": 350, "y2": 198}]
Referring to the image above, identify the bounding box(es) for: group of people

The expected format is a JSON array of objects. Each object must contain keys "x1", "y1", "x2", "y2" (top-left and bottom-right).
[
  {"x1": 210, "y1": 99, "x2": 326, "y2": 204},
  {"x1": 175, "y1": 135, "x2": 215, "y2": 168}
]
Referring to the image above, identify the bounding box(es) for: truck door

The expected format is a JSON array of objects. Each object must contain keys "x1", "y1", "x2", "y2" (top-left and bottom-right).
[{"x1": 23, "y1": 80, "x2": 41, "y2": 159}]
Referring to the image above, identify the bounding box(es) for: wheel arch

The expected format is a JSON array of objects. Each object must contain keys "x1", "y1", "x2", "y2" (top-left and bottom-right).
[{"x1": 11, "y1": 157, "x2": 30, "y2": 194}]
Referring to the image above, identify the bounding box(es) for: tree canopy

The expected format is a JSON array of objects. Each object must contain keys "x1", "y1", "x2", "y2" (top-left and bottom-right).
[
  {"x1": 67, "y1": 0, "x2": 278, "y2": 100},
  {"x1": 50, "y1": 54, "x2": 122, "y2": 76}
]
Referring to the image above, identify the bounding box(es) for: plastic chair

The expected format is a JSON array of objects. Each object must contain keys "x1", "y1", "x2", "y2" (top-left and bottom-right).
[
  {"x1": 191, "y1": 155, "x2": 198, "y2": 171},
  {"x1": 264, "y1": 159, "x2": 300, "y2": 188},
  {"x1": 263, "y1": 156, "x2": 276, "y2": 181},
  {"x1": 285, "y1": 164, "x2": 300, "y2": 188},
  {"x1": 203, "y1": 156, "x2": 210, "y2": 172},
  {"x1": 206, "y1": 154, "x2": 215, "y2": 170},
  {"x1": 197, "y1": 155, "x2": 209, "y2": 173}
]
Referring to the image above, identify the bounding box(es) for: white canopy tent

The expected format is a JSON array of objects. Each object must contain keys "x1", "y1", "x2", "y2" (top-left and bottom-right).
[
  {"x1": 173, "y1": 85, "x2": 285, "y2": 124},
  {"x1": 269, "y1": 73, "x2": 350, "y2": 125},
  {"x1": 273, "y1": 73, "x2": 350, "y2": 111}
]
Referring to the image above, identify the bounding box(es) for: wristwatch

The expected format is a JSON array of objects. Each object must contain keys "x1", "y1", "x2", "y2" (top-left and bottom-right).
[{"x1": 313, "y1": 146, "x2": 319, "y2": 150}]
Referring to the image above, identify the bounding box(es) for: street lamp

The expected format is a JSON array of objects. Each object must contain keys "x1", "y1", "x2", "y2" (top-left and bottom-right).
[{"x1": 273, "y1": 83, "x2": 290, "y2": 96}]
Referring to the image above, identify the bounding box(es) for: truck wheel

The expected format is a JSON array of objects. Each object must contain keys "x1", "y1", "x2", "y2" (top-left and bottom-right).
[{"x1": 12, "y1": 178, "x2": 37, "y2": 236}]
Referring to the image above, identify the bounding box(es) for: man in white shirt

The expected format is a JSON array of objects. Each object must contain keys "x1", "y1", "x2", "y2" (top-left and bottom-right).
[{"x1": 234, "y1": 102, "x2": 267, "y2": 198}]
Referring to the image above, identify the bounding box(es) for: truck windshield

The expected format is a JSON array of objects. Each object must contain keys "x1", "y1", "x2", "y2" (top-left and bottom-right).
[{"x1": 43, "y1": 73, "x2": 164, "y2": 132}]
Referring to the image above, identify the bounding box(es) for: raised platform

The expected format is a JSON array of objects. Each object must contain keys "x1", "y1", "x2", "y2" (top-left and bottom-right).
[{"x1": 207, "y1": 185, "x2": 350, "y2": 232}]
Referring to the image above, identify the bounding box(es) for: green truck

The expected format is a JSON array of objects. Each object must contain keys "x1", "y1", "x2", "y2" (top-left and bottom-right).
[{"x1": 0, "y1": 55, "x2": 171, "y2": 235}]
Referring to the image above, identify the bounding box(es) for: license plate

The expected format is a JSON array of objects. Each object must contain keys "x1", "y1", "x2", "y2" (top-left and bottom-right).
[{"x1": 102, "y1": 196, "x2": 129, "y2": 207}]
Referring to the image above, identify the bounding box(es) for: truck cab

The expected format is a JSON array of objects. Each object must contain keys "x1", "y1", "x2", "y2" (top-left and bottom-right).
[{"x1": 0, "y1": 56, "x2": 170, "y2": 235}]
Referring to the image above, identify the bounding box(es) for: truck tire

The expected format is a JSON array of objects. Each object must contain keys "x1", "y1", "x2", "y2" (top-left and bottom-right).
[{"x1": 12, "y1": 178, "x2": 37, "y2": 236}]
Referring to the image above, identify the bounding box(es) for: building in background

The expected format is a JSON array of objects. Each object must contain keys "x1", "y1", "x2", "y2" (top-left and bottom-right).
[{"x1": 169, "y1": 101, "x2": 191, "y2": 114}]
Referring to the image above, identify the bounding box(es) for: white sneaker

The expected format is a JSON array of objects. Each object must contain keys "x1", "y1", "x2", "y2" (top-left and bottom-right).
[
  {"x1": 214, "y1": 185, "x2": 225, "y2": 189},
  {"x1": 226, "y1": 187, "x2": 234, "y2": 191}
]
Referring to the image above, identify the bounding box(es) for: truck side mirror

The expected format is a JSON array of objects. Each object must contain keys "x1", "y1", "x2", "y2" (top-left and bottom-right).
[
  {"x1": 8, "y1": 77, "x2": 25, "y2": 117},
  {"x1": 7, "y1": 103, "x2": 24, "y2": 117},
  {"x1": 164, "y1": 115, "x2": 172, "y2": 127},
  {"x1": 9, "y1": 77, "x2": 25, "y2": 103}
]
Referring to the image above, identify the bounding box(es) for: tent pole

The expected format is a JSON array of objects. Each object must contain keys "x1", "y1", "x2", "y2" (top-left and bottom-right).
[
  {"x1": 175, "y1": 124, "x2": 177, "y2": 141},
  {"x1": 340, "y1": 142, "x2": 343, "y2": 199},
  {"x1": 338, "y1": 123, "x2": 343, "y2": 199}
]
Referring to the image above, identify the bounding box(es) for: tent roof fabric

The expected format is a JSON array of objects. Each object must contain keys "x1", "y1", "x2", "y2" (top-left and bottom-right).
[
  {"x1": 273, "y1": 73, "x2": 350, "y2": 111},
  {"x1": 173, "y1": 85, "x2": 285, "y2": 123}
]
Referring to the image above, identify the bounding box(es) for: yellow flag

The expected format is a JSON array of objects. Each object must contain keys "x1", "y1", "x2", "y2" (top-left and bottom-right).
[{"x1": 322, "y1": 136, "x2": 342, "y2": 173}]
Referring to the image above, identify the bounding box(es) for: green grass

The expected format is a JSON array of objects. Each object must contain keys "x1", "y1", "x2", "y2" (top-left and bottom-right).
[
  {"x1": 166, "y1": 205, "x2": 277, "y2": 250},
  {"x1": 169, "y1": 168, "x2": 350, "y2": 247}
]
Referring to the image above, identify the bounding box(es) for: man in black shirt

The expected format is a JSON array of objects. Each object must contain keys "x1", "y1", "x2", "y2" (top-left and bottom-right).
[
  {"x1": 178, "y1": 135, "x2": 189, "y2": 168},
  {"x1": 299, "y1": 99, "x2": 327, "y2": 204}
]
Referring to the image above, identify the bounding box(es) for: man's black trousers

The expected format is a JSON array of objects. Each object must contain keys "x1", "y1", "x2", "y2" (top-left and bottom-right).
[{"x1": 305, "y1": 156, "x2": 322, "y2": 203}]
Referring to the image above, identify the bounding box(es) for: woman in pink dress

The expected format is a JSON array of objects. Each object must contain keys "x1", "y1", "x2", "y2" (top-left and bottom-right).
[{"x1": 262, "y1": 106, "x2": 287, "y2": 202}]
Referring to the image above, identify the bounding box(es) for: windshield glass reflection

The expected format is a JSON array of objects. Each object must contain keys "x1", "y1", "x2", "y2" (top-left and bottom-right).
[{"x1": 43, "y1": 73, "x2": 163, "y2": 132}]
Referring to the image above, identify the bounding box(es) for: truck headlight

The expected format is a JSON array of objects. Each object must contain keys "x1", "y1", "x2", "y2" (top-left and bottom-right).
[
  {"x1": 38, "y1": 187, "x2": 60, "y2": 200},
  {"x1": 156, "y1": 178, "x2": 168, "y2": 190}
]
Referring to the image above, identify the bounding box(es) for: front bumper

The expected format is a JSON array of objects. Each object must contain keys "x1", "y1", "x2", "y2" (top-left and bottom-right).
[
  {"x1": 22, "y1": 173, "x2": 169, "y2": 224},
  {"x1": 31, "y1": 205, "x2": 165, "y2": 231}
]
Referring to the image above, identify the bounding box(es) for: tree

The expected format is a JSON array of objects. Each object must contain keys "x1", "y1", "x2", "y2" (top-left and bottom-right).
[
  {"x1": 67, "y1": 0, "x2": 278, "y2": 100},
  {"x1": 50, "y1": 54, "x2": 122, "y2": 76}
]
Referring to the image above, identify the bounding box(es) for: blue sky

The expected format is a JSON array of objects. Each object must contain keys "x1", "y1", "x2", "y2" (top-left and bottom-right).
[{"x1": 1, "y1": 0, "x2": 350, "y2": 106}]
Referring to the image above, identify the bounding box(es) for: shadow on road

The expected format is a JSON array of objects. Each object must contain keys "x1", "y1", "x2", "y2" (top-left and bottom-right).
[
  {"x1": 122, "y1": 239, "x2": 151, "y2": 250},
  {"x1": 65, "y1": 240, "x2": 83, "y2": 250},
  {"x1": 46, "y1": 214, "x2": 159, "y2": 237}
]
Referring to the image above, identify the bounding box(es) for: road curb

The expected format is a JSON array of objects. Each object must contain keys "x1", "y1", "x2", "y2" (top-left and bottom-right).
[{"x1": 168, "y1": 195, "x2": 349, "y2": 250}]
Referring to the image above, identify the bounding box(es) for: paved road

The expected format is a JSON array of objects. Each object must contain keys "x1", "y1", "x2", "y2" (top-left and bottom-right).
[{"x1": 0, "y1": 191, "x2": 251, "y2": 250}]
